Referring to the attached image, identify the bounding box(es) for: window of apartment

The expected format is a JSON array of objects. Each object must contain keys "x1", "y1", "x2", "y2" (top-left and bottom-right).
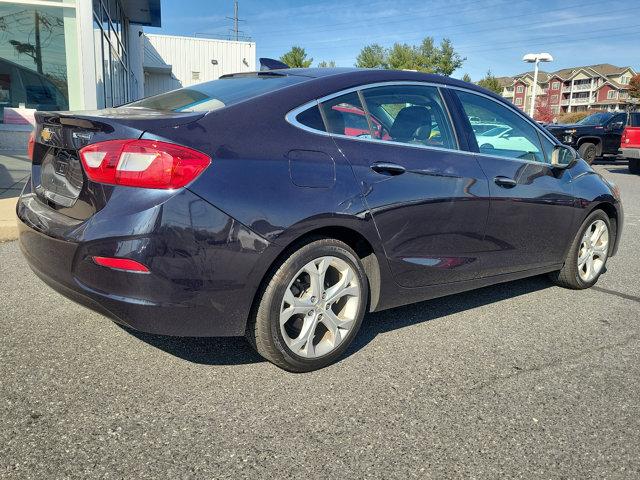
[
  {"x1": 607, "y1": 90, "x2": 618, "y2": 100},
  {"x1": 551, "y1": 94, "x2": 559, "y2": 102},
  {"x1": 552, "y1": 81, "x2": 560, "y2": 90},
  {"x1": 620, "y1": 76, "x2": 630, "y2": 85},
  {"x1": 515, "y1": 97, "x2": 523, "y2": 105},
  {"x1": 552, "y1": 106, "x2": 560, "y2": 114},
  {"x1": 619, "y1": 91, "x2": 628, "y2": 99},
  {"x1": 516, "y1": 85, "x2": 524, "y2": 93}
]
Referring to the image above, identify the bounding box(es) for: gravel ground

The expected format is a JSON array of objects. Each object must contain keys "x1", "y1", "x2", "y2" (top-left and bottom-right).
[{"x1": 1, "y1": 163, "x2": 639, "y2": 479}]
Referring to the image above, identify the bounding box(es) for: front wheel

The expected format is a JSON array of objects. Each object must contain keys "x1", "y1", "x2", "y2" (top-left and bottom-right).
[
  {"x1": 549, "y1": 210, "x2": 611, "y2": 289},
  {"x1": 578, "y1": 142, "x2": 597, "y2": 165},
  {"x1": 247, "y1": 238, "x2": 369, "y2": 372}
]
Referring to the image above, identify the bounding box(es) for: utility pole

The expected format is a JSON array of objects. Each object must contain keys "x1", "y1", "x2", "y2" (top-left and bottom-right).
[{"x1": 226, "y1": 1, "x2": 245, "y2": 41}]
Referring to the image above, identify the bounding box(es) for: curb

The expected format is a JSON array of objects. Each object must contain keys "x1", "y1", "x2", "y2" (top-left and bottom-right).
[{"x1": 0, "y1": 197, "x2": 18, "y2": 242}]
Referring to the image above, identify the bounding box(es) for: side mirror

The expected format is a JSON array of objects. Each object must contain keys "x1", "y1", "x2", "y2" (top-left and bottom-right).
[{"x1": 551, "y1": 144, "x2": 577, "y2": 168}]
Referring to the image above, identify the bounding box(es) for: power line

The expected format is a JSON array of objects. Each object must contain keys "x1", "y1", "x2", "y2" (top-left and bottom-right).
[{"x1": 225, "y1": 0, "x2": 246, "y2": 42}]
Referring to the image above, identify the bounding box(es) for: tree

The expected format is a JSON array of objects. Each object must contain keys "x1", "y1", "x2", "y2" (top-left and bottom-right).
[
  {"x1": 317, "y1": 60, "x2": 336, "y2": 68},
  {"x1": 280, "y1": 46, "x2": 313, "y2": 68},
  {"x1": 629, "y1": 74, "x2": 640, "y2": 99},
  {"x1": 355, "y1": 44, "x2": 387, "y2": 69},
  {"x1": 477, "y1": 70, "x2": 503, "y2": 94},
  {"x1": 355, "y1": 37, "x2": 464, "y2": 76},
  {"x1": 534, "y1": 95, "x2": 554, "y2": 123},
  {"x1": 462, "y1": 73, "x2": 472, "y2": 83}
]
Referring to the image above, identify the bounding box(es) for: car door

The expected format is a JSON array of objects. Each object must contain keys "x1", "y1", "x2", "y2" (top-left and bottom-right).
[
  {"x1": 319, "y1": 84, "x2": 491, "y2": 288},
  {"x1": 452, "y1": 89, "x2": 577, "y2": 277},
  {"x1": 603, "y1": 113, "x2": 626, "y2": 153}
]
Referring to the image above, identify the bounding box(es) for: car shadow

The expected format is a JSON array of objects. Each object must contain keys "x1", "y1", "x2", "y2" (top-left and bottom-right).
[{"x1": 121, "y1": 275, "x2": 553, "y2": 367}]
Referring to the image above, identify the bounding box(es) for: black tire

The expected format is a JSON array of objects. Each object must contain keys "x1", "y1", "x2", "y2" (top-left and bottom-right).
[
  {"x1": 247, "y1": 238, "x2": 369, "y2": 372},
  {"x1": 548, "y1": 210, "x2": 612, "y2": 289},
  {"x1": 578, "y1": 142, "x2": 597, "y2": 165},
  {"x1": 629, "y1": 158, "x2": 640, "y2": 175}
]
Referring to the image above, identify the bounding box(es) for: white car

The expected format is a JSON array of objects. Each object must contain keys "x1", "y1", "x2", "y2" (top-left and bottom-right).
[{"x1": 476, "y1": 126, "x2": 539, "y2": 153}]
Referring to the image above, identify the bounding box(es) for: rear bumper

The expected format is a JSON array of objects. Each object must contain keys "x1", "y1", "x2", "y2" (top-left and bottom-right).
[
  {"x1": 17, "y1": 187, "x2": 273, "y2": 337},
  {"x1": 621, "y1": 148, "x2": 640, "y2": 159}
]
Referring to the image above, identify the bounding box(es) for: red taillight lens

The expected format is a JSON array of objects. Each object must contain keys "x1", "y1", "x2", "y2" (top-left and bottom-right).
[
  {"x1": 27, "y1": 131, "x2": 35, "y2": 160},
  {"x1": 92, "y1": 256, "x2": 150, "y2": 273},
  {"x1": 79, "y1": 139, "x2": 211, "y2": 189}
]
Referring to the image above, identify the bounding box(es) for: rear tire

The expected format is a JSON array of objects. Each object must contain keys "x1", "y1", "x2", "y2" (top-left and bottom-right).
[
  {"x1": 247, "y1": 238, "x2": 369, "y2": 372},
  {"x1": 578, "y1": 142, "x2": 597, "y2": 165},
  {"x1": 629, "y1": 158, "x2": 640, "y2": 174},
  {"x1": 549, "y1": 210, "x2": 611, "y2": 289}
]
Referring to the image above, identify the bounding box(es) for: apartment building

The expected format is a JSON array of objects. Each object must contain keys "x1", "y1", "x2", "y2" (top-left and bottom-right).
[{"x1": 501, "y1": 64, "x2": 636, "y2": 117}]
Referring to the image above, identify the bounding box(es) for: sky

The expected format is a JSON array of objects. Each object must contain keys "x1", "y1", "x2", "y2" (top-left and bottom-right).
[{"x1": 146, "y1": 0, "x2": 640, "y2": 80}]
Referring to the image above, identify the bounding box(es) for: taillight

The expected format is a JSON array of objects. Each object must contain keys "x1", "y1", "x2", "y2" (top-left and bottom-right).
[
  {"x1": 27, "y1": 131, "x2": 35, "y2": 160},
  {"x1": 92, "y1": 256, "x2": 150, "y2": 273},
  {"x1": 79, "y1": 139, "x2": 211, "y2": 189}
]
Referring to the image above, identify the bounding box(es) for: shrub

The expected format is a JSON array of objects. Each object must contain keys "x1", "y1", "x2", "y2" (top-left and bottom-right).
[{"x1": 556, "y1": 109, "x2": 602, "y2": 124}]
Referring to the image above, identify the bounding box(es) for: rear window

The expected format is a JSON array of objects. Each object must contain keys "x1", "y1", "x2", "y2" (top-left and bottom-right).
[
  {"x1": 630, "y1": 113, "x2": 640, "y2": 127},
  {"x1": 127, "y1": 75, "x2": 305, "y2": 112}
]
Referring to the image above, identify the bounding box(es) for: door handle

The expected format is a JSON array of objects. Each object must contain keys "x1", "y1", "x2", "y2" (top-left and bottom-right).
[
  {"x1": 370, "y1": 162, "x2": 406, "y2": 176},
  {"x1": 494, "y1": 176, "x2": 517, "y2": 188}
]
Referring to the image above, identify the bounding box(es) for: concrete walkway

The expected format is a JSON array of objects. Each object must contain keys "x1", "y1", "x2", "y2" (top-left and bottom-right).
[
  {"x1": 0, "y1": 151, "x2": 30, "y2": 199},
  {"x1": 0, "y1": 151, "x2": 29, "y2": 241}
]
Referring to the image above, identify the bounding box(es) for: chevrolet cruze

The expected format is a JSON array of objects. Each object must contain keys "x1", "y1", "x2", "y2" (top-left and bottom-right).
[{"x1": 17, "y1": 67, "x2": 623, "y2": 372}]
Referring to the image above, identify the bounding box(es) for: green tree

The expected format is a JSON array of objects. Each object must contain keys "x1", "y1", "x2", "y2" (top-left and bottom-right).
[
  {"x1": 317, "y1": 60, "x2": 336, "y2": 68},
  {"x1": 355, "y1": 44, "x2": 387, "y2": 69},
  {"x1": 280, "y1": 46, "x2": 313, "y2": 68},
  {"x1": 355, "y1": 37, "x2": 464, "y2": 76},
  {"x1": 629, "y1": 74, "x2": 640, "y2": 99},
  {"x1": 477, "y1": 70, "x2": 503, "y2": 94},
  {"x1": 462, "y1": 73, "x2": 472, "y2": 83}
]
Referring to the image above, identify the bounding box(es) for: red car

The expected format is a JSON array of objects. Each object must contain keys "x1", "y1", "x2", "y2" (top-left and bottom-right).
[
  {"x1": 332, "y1": 105, "x2": 391, "y2": 139},
  {"x1": 621, "y1": 112, "x2": 640, "y2": 174}
]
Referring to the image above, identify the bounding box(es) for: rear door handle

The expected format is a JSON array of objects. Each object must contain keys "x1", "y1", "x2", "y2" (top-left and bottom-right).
[
  {"x1": 370, "y1": 162, "x2": 406, "y2": 176},
  {"x1": 494, "y1": 176, "x2": 517, "y2": 188}
]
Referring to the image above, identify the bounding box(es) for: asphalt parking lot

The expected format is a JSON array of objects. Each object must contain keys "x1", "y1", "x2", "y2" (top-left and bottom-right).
[{"x1": 1, "y1": 163, "x2": 639, "y2": 479}]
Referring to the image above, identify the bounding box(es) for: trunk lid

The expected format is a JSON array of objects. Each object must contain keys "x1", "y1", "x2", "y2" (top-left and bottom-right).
[{"x1": 31, "y1": 109, "x2": 204, "y2": 219}]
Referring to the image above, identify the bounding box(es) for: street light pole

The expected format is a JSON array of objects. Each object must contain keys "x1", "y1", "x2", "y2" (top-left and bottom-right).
[{"x1": 523, "y1": 53, "x2": 553, "y2": 119}]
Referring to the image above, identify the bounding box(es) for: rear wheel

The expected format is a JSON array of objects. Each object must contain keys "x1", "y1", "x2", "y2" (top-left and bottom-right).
[
  {"x1": 629, "y1": 158, "x2": 640, "y2": 174},
  {"x1": 247, "y1": 238, "x2": 368, "y2": 372},
  {"x1": 578, "y1": 142, "x2": 597, "y2": 165},
  {"x1": 549, "y1": 210, "x2": 611, "y2": 289}
]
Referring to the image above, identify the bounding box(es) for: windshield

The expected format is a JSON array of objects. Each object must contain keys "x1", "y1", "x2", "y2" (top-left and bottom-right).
[
  {"x1": 577, "y1": 112, "x2": 614, "y2": 125},
  {"x1": 127, "y1": 74, "x2": 305, "y2": 112}
]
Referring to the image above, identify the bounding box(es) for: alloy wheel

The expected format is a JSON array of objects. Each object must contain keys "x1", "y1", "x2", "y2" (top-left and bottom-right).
[
  {"x1": 577, "y1": 219, "x2": 609, "y2": 282},
  {"x1": 279, "y1": 256, "x2": 361, "y2": 358}
]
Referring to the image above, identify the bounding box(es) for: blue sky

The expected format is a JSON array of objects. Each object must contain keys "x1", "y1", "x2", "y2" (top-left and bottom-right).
[{"x1": 147, "y1": 0, "x2": 639, "y2": 80}]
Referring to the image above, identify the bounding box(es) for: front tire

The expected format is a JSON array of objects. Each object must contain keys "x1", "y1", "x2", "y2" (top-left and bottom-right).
[
  {"x1": 578, "y1": 142, "x2": 597, "y2": 165},
  {"x1": 549, "y1": 210, "x2": 611, "y2": 289},
  {"x1": 629, "y1": 158, "x2": 640, "y2": 174},
  {"x1": 247, "y1": 238, "x2": 369, "y2": 372}
]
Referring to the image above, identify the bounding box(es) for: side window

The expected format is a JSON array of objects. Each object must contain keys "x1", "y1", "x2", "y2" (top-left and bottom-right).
[
  {"x1": 319, "y1": 92, "x2": 370, "y2": 137},
  {"x1": 456, "y1": 90, "x2": 548, "y2": 163},
  {"x1": 296, "y1": 105, "x2": 326, "y2": 132},
  {"x1": 359, "y1": 84, "x2": 457, "y2": 150}
]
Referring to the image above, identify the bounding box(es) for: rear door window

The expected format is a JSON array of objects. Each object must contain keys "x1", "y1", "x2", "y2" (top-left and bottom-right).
[
  {"x1": 128, "y1": 74, "x2": 306, "y2": 112},
  {"x1": 629, "y1": 113, "x2": 640, "y2": 127}
]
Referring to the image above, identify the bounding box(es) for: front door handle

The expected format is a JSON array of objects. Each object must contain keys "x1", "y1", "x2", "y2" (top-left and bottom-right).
[
  {"x1": 371, "y1": 162, "x2": 406, "y2": 176},
  {"x1": 494, "y1": 176, "x2": 517, "y2": 188}
]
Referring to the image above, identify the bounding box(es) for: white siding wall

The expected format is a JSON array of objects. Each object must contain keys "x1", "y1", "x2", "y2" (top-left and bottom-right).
[{"x1": 143, "y1": 34, "x2": 255, "y2": 97}]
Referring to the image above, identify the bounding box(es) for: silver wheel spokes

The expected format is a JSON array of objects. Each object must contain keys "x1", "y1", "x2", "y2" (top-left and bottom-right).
[
  {"x1": 280, "y1": 256, "x2": 360, "y2": 358},
  {"x1": 577, "y1": 219, "x2": 609, "y2": 282}
]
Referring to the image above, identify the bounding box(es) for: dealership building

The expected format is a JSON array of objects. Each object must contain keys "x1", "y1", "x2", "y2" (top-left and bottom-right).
[{"x1": 0, "y1": 0, "x2": 255, "y2": 147}]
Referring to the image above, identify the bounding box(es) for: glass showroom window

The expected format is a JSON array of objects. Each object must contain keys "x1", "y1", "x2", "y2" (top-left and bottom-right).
[
  {"x1": 93, "y1": 0, "x2": 133, "y2": 108},
  {"x1": 0, "y1": 1, "x2": 75, "y2": 123}
]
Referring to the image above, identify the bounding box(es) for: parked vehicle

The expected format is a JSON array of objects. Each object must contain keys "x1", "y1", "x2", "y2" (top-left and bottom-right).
[
  {"x1": 621, "y1": 111, "x2": 640, "y2": 174},
  {"x1": 475, "y1": 125, "x2": 540, "y2": 153},
  {"x1": 333, "y1": 104, "x2": 390, "y2": 140},
  {"x1": 545, "y1": 111, "x2": 627, "y2": 164},
  {"x1": 17, "y1": 68, "x2": 623, "y2": 372}
]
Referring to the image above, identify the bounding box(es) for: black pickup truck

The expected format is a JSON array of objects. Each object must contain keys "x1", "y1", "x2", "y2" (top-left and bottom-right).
[{"x1": 545, "y1": 112, "x2": 627, "y2": 164}]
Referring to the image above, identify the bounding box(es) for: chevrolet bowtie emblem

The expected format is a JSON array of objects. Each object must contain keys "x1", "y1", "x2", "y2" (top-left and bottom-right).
[{"x1": 41, "y1": 127, "x2": 53, "y2": 142}]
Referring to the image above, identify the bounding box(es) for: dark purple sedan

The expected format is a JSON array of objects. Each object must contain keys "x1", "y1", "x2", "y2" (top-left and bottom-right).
[{"x1": 17, "y1": 68, "x2": 623, "y2": 372}]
